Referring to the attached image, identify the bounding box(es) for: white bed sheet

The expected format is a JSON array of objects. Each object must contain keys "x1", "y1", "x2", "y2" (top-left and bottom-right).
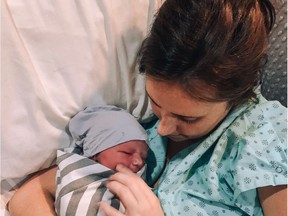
[{"x1": 1, "y1": 0, "x2": 163, "y2": 212}]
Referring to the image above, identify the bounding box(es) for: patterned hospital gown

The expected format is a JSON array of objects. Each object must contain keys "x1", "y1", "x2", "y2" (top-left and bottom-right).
[{"x1": 145, "y1": 93, "x2": 287, "y2": 216}]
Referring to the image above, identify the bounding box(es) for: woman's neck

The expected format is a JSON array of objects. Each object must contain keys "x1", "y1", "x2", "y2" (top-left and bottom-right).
[
  {"x1": 166, "y1": 139, "x2": 194, "y2": 160},
  {"x1": 166, "y1": 136, "x2": 206, "y2": 160},
  {"x1": 153, "y1": 139, "x2": 200, "y2": 188}
]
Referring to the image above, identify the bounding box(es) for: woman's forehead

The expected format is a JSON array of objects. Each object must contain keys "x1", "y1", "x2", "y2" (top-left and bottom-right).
[
  {"x1": 146, "y1": 78, "x2": 208, "y2": 113},
  {"x1": 145, "y1": 76, "x2": 228, "y2": 116},
  {"x1": 146, "y1": 75, "x2": 217, "y2": 97}
]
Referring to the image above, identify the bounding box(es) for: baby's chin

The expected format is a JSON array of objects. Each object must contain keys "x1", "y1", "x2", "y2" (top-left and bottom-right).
[
  {"x1": 109, "y1": 163, "x2": 145, "y2": 173},
  {"x1": 110, "y1": 164, "x2": 138, "y2": 173},
  {"x1": 128, "y1": 165, "x2": 141, "y2": 173},
  {"x1": 123, "y1": 164, "x2": 145, "y2": 173}
]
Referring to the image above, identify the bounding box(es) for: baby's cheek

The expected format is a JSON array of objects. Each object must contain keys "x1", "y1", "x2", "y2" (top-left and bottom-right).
[{"x1": 118, "y1": 161, "x2": 132, "y2": 170}]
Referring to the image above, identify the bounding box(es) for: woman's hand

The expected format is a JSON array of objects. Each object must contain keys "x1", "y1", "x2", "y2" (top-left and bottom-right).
[{"x1": 99, "y1": 164, "x2": 164, "y2": 216}]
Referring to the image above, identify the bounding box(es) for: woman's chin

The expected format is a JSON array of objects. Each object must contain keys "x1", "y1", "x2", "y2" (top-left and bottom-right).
[{"x1": 167, "y1": 135, "x2": 189, "y2": 142}]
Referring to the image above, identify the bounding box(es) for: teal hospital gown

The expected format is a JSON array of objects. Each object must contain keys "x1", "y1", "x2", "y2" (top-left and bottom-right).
[{"x1": 145, "y1": 93, "x2": 287, "y2": 216}]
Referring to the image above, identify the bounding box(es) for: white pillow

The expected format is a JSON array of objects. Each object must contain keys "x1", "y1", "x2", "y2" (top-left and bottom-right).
[{"x1": 1, "y1": 0, "x2": 163, "y2": 206}]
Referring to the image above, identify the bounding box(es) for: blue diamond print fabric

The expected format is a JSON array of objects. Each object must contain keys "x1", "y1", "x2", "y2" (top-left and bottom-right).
[{"x1": 145, "y1": 92, "x2": 287, "y2": 216}]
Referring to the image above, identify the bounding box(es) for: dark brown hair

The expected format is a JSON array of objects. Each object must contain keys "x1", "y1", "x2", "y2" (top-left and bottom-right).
[{"x1": 138, "y1": 0, "x2": 275, "y2": 107}]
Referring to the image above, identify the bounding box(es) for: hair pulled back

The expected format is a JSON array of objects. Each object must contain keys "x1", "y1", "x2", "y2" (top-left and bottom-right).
[{"x1": 138, "y1": 0, "x2": 275, "y2": 106}]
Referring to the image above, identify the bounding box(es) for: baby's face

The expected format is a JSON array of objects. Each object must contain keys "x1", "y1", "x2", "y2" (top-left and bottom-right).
[{"x1": 92, "y1": 140, "x2": 148, "y2": 173}]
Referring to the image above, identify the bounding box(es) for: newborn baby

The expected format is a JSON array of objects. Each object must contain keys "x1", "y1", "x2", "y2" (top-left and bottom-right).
[{"x1": 55, "y1": 105, "x2": 149, "y2": 216}]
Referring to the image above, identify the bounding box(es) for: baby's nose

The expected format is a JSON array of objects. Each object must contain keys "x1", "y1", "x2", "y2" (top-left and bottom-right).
[
  {"x1": 133, "y1": 154, "x2": 144, "y2": 166},
  {"x1": 130, "y1": 155, "x2": 144, "y2": 172}
]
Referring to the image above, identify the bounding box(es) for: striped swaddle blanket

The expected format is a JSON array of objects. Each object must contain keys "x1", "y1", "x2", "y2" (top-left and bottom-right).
[{"x1": 55, "y1": 150, "x2": 146, "y2": 216}]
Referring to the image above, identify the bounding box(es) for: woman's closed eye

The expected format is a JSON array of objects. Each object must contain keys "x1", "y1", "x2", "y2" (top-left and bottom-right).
[{"x1": 179, "y1": 117, "x2": 198, "y2": 124}]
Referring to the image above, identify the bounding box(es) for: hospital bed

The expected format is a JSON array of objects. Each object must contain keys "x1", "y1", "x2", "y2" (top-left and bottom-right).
[{"x1": 1, "y1": 0, "x2": 286, "y2": 215}]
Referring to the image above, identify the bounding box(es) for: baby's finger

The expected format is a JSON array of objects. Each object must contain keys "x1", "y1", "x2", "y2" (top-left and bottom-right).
[{"x1": 99, "y1": 202, "x2": 125, "y2": 216}]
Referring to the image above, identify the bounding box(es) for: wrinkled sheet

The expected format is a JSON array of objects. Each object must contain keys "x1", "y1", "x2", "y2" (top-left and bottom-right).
[{"x1": 1, "y1": 0, "x2": 163, "y2": 212}]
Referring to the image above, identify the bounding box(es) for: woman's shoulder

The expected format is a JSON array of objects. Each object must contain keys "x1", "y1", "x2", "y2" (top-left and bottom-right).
[
  {"x1": 228, "y1": 93, "x2": 287, "y2": 140},
  {"x1": 217, "y1": 95, "x2": 287, "y2": 194},
  {"x1": 225, "y1": 93, "x2": 287, "y2": 162}
]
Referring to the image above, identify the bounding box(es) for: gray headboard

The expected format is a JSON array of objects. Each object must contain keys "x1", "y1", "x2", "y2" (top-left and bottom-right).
[{"x1": 261, "y1": 0, "x2": 287, "y2": 107}]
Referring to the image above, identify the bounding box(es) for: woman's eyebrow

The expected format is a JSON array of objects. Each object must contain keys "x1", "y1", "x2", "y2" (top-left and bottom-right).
[
  {"x1": 145, "y1": 90, "x2": 161, "y2": 108},
  {"x1": 145, "y1": 89, "x2": 202, "y2": 119},
  {"x1": 175, "y1": 113, "x2": 201, "y2": 120}
]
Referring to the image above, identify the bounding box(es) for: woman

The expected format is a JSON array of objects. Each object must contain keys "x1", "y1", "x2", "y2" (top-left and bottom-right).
[
  {"x1": 100, "y1": 0, "x2": 287, "y2": 215},
  {"x1": 8, "y1": 0, "x2": 287, "y2": 215}
]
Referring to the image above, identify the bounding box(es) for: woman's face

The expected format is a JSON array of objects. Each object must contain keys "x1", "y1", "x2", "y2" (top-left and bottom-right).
[
  {"x1": 146, "y1": 76, "x2": 231, "y2": 142},
  {"x1": 93, "y1": 140, "x2": 148, "y2": 173}
]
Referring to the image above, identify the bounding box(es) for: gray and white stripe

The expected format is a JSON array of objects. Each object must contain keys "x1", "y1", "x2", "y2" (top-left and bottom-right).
[{"x1": 55, "y1": 150, "x2": 123, "y2": 216}]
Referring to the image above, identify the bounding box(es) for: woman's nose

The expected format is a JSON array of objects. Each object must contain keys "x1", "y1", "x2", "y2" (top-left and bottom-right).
[{"x1": 157, "y1": 116, "x2": 177, "y2": 136}]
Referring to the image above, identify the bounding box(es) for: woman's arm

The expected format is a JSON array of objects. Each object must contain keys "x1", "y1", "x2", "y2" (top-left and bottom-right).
[
  {"x1": 258, "y1": 185, "x2": 287, "y2": 216},
  {"x1": 99, "y1": 164, "x2": 164, "y2": 216},
  {"x1": 8, "y1": 166, "x2": 57, "y2": 216}
]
